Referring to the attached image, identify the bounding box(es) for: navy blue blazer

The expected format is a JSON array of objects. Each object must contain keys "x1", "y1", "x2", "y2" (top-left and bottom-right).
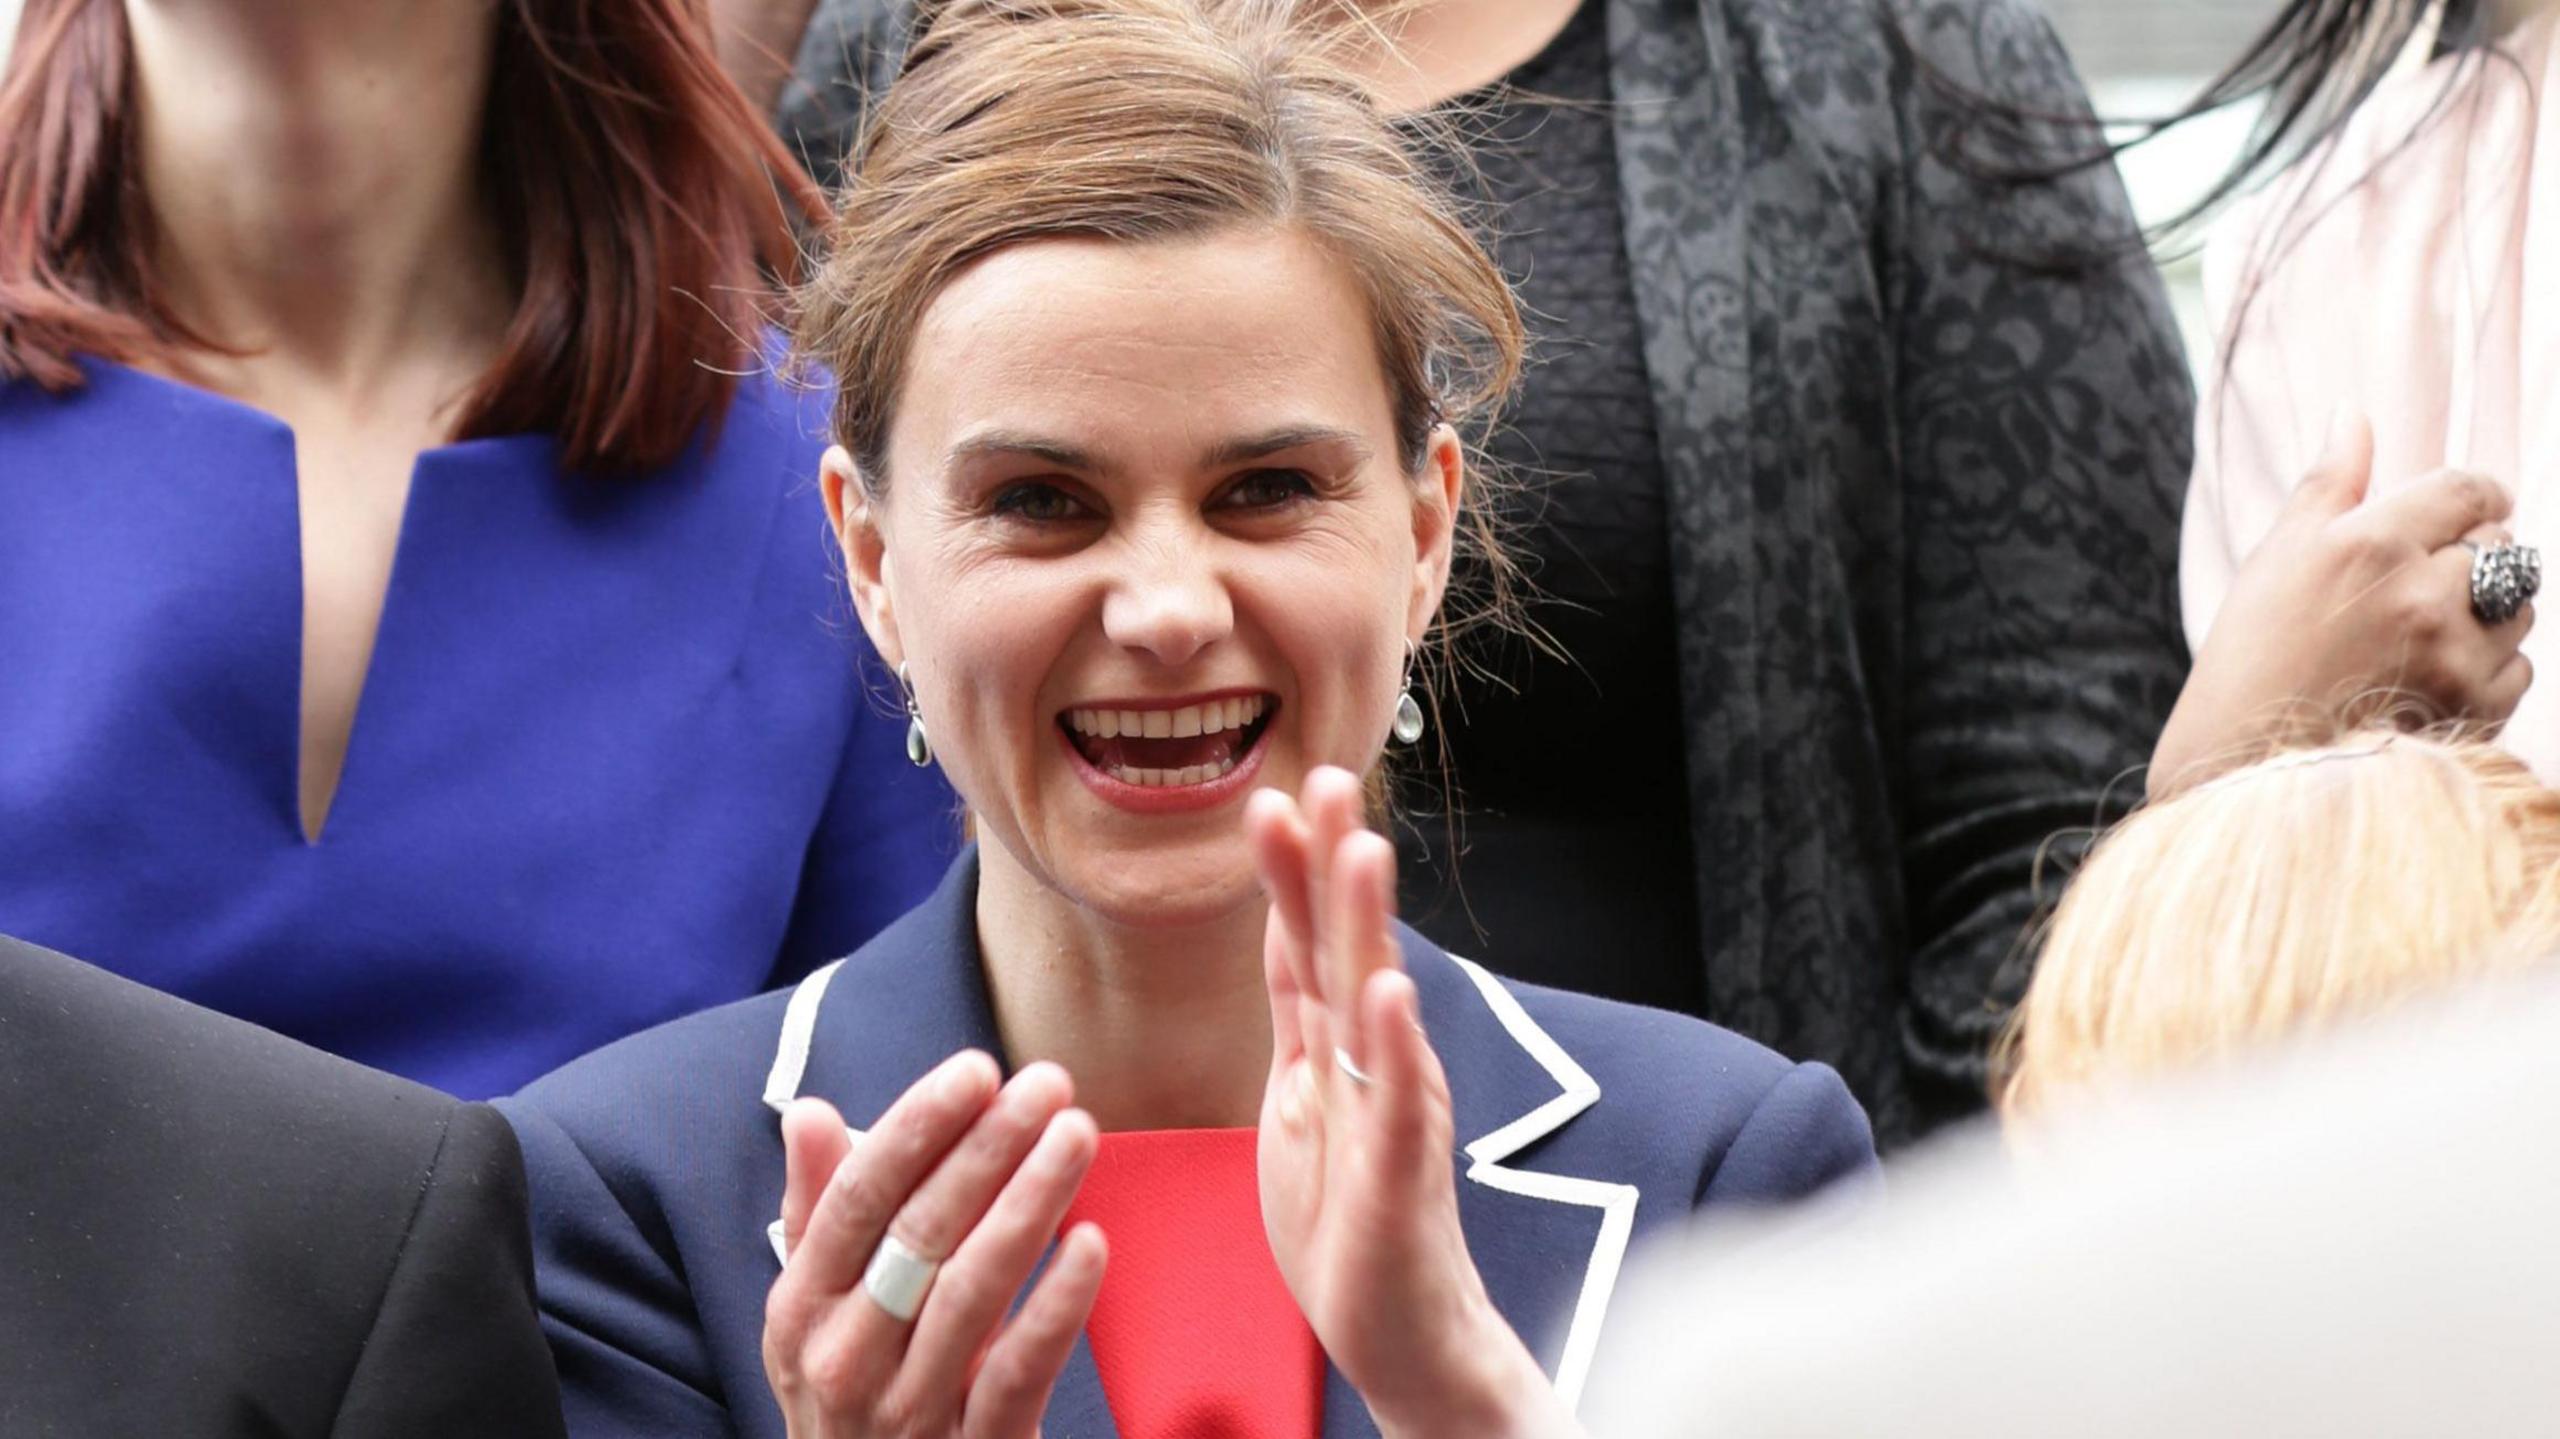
[{"x1": 499, "y1": 853, "x2": 1878, "y2": 1437}]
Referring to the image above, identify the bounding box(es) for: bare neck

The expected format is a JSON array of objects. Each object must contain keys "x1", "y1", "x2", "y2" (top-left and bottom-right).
[
  {"x1": 1341, "y1": 0, "x2": 1587, "y2": 113},
  {"x1": 127, "y1": 0, "x2": 513, "y2": 411},
  {"x1": 973, "y1": 842, "x2": 1276, "y2": 1133}
]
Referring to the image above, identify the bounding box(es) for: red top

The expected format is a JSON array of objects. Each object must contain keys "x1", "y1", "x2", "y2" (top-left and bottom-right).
[{"x1": 1059, "y1": 1128, "x2": 1324, "y2": 1439}]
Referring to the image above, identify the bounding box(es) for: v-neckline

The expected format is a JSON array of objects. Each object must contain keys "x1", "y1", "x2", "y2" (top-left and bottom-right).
[{"x1": 89, "y1": 357, "x2": 551, "y2": 846}]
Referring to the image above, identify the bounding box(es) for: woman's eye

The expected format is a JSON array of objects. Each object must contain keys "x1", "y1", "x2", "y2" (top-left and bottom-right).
[
  {"x1": 990, "y1": 482, "x2": 1089, "y2": 523},
  {"x1": 1220, "y1": 468, "x2": 1318, "y2": 511}
]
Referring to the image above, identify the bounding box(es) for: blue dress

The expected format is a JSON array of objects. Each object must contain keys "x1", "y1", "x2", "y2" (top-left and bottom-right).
[{"x1": 0, "y1": 358, "x2": 957, "y2": 1098}]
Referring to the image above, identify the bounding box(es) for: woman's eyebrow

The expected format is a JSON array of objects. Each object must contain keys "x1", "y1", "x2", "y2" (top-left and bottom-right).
[
  {"x1": 945, "y1": 430, "x2": 1108, "y2": 474},
  {"x1": 946, "y1": 425, "x2": 1372, "y2": 474},
  {"x1": 1203, "y1": 426, "x2": 1370, "y2": 468}
]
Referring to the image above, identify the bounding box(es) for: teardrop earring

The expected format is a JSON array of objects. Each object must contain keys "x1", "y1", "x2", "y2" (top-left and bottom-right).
[
  {"x1": 1391, "y1": 642, "x2": 1426, "y2": 746},
  {"x1": 898, "y1": 662, "x2": 933, "y2": 768}
]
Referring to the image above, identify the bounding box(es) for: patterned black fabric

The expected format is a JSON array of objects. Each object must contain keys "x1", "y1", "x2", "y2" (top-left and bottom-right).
[
  {"x1": 1395, "y1": 0, "x2": 1704, "y2": 1016},
  {"x1": 776, "y1": 0, "x2": 2194, "y2": 1146}
]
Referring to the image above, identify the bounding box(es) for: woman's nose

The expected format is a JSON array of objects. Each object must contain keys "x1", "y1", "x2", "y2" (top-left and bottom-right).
[{"x1": 1099, "y1": 529, "x2": 1234, "y2": 668}]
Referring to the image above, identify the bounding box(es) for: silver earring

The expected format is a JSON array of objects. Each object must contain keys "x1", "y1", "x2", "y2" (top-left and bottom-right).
[
  {"x1": 1391, "y1": 643, "x2": 1426, "y2": 746},
  {"x1": 898, "y1": 662, "x2": 932, "y2": 768}
]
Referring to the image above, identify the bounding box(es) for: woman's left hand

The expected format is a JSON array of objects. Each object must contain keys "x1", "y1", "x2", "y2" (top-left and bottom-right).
[{"x1": 1245, "y1": 767, "x2": 1580, "y2": 1439}]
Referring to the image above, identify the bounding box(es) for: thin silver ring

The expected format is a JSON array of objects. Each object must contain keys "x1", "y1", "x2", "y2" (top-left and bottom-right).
[
  {"x1": 861, "y1": 1232, "x2": 940, "y2": 1323},
  {"x1": 2464, "y1": 539, "x2": 2543, "y2": 626},
  {"x1": 1332, "y1": 1045, "x2": 1376, "y2": 1090}
]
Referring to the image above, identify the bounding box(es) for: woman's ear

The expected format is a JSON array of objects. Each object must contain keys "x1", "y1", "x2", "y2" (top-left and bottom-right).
[
  {"x1": 1406, "y1": 424, "x2": 1465, "y2": 642},
  {"x1": 822, "y1": 444, "x2": 903, "y2": 667}
]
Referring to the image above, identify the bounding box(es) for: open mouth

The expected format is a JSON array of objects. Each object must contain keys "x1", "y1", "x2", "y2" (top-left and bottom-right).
[{"x1": 1059, "y1": 693, "x2": 1278, "y2": 789}]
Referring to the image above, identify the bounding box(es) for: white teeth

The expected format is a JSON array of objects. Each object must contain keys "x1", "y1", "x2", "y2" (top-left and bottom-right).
[
  {"x1": 1066, "y1": 696, "x2": 1270, "y2": 741},
  {"x1": 1104, "y1": 756, "x2": 1239, "y2": 787}
]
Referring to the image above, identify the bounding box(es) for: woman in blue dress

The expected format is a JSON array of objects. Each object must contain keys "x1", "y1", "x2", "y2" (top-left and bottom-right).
[{"x1": 0, "y1": 0, "x2": 952, "y2": 1097}]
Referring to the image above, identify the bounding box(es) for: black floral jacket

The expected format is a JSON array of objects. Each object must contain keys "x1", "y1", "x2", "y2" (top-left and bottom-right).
[{"x1": 775, "y1": 0, "x2": 2193, "y2": 1146}]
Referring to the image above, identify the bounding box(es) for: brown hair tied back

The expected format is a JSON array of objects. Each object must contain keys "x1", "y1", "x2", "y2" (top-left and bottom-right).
[{"x1": 795, "y1": 0, "x2": 1531, "y2": 681}]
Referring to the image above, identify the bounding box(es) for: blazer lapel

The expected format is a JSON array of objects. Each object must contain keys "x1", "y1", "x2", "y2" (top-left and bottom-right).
[
  {"x1": 1403, "y1": 932, "x2": 1640, "y2": 1418},
  {"x1": 1311, "y1": 1174, "x2": 1614, "y2": 1439},
  {"x1": 769, "y1": 852, "x2": 1004, "y2": 1130},
  {"x1": 1043, "y1": 1336, "x2": 1119, "y2": 1439},
  {"x1": 1605, "y1": 0, "x2": 1770, "y2": 1031}
]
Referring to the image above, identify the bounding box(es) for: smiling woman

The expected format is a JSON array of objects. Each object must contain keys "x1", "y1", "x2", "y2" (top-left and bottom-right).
[
  {"x1": 824, "y1": 225, "x2": 1465, "y2": 927},
  {"x1": 497, "y1": 2, "x2": 1878, "y2": 1435}
]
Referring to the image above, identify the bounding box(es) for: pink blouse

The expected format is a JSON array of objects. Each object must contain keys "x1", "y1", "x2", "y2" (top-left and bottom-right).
[{"x1": 2185, "y1": 15, "x2": 2560, "y2": 776}]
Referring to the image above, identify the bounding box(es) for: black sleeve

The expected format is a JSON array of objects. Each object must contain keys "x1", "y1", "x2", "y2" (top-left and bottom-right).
[
  {"x1": 330, "y1": 1104, "x2": 568, "y2": 1439},
  {"x1": 1885, "y1": 0, "x2": 2192, "y2": 1126}
]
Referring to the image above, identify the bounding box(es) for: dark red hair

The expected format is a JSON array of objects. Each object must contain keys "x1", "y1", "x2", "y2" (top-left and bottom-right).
[{"x1": 0, "y1": 0, "x2": 826, "y2": 473}]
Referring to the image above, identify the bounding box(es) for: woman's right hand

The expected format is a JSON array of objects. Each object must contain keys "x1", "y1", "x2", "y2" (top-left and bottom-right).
[
  {"x1": 762, "y1": 1052, "x2": 1107, "y2": 1438},
  {"x1": 2155, "y1": 415, "x2": 2535, "y2": 796}
]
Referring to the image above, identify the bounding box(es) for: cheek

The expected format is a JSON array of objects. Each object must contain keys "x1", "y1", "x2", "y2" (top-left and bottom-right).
[
  {"x1": 898, "y1": 552, "x2": 1088, "y2": 788},
  {"x1": 1245, "y1": 525, "x2": 1411, "y2": 751}
]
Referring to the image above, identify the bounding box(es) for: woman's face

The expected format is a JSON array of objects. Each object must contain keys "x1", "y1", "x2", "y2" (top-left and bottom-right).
[{"x1": 827, "y1": 225, "x2": 1462, "y2": 927}]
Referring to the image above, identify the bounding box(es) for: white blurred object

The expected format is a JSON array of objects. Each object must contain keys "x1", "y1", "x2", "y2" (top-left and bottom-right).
[
  {"x1": 2, "y1": 0, "x2": 18, "y2": 68},
  {"x1": 1587, "y1": 978, "x2": 2560, "y2": 1438}
]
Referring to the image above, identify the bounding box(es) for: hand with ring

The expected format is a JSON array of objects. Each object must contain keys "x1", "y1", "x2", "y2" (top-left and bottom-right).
[
  {"x1": 2154, "y1": 413, "x2": 2537, "y2": 797},
  {"x1": 761, "y1": 1052, "x2": 1107, "y2": 1438},
  {"x1": 1247, "y1": 767, "x2": 1579, "y2": 1439}
]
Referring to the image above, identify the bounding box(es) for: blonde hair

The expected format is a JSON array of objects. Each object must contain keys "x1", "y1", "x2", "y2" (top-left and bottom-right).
[
  {"x1": 2000, "y1": 732, "x2": 2560, "y2": 1118},
  {"x1": 794, "y1": 0, "x2": 1529, "y2": 669}
]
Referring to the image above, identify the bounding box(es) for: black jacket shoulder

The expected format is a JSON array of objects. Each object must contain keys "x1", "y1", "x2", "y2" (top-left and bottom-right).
[{"x1": 0, "y1": 935, "x2": 565, "y2": 1438}]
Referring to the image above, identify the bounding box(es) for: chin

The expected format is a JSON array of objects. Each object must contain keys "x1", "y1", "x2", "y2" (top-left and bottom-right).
[{"x1": 1062, "y1": 835, "x2": 1263, "y2": 930}]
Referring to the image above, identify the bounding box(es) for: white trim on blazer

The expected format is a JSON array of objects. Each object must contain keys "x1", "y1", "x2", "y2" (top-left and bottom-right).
[
  {"x1": 763, "y1": 957, "x2": 845, "y2": 1265},
  {"x1": 1445, "y1": 954, "x2": 1640, "y2": 1412}
]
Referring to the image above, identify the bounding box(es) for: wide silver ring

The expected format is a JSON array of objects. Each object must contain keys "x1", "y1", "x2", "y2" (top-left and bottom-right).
[
  {"x1": 861, "y1": 1232, "x2": 940, "y2": 1323},
  {"x1": 1333, "y1": 1045, "x2": 1375, "y2": 1090},
  {"x1": 2466, "y1": 540, "x2": 2543, "y2": 626}
]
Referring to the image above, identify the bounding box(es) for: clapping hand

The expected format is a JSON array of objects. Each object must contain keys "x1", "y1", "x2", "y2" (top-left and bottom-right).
[
  {"x1": 762, "y1": 1056, "x2": 1107, "y2": 1438},
  {"x1": 1245, "y1": 767, "x2": 1582, "y2": 1439}
]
